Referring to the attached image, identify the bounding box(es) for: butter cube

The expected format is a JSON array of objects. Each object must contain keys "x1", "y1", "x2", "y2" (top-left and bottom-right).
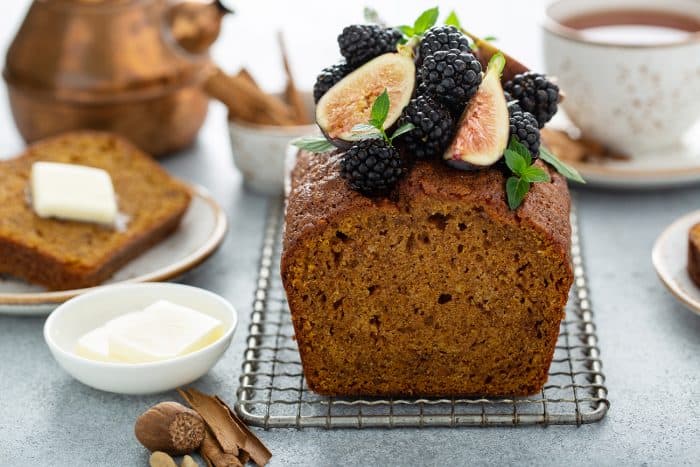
[
  {"x1": 74, "y1": 326, "x2": 111, "y2": 362},
  {"x1": 31, "y1": 161, "x2": 118, "y2": 224},
  {"x1": 107, "y1": 300, "x2": 224, "y2": 363}
]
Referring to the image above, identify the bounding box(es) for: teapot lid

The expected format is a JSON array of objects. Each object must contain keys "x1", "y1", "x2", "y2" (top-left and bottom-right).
[{"x1": 4, "y1": 0, "x2": 213, "y2": 103}]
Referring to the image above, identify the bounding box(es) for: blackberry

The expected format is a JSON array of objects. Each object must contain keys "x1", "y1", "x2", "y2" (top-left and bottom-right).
[
  {"x1": 396, "y1": 95, "x2": 455, "y2": 160},
  {"x1": 419, "y1": 49, "x2": 482, "y2": 109},
  {"x1": 340, "y1": 139, "x2": 406, "y2": 196},
  {"x1": 313, "y1": 62, "x2": 351, "y2": 103},
  {"x1": 503, "y1": 91, "x2": 522, "y2": 114},
  {"x1": 503, "y1": 72, "x2": 559, "y2": 128},
  {"x1": 338, "y1": 25, "x2": 402, "y2": 67},
  {"x1": 509, "y1": 109, "x2": 540, "y2": 157},
  {"x1": 418, "y1": 26, "x2": 471, "y2": 63}
]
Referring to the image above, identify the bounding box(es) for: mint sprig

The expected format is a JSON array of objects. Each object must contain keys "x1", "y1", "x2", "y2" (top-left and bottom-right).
[
  {"x1": 369, "y1": 88, "x2": 390, "y2": 131},
  {"x1": 363, "y1": 7, "x2": 386, "y2": 26},
  {"x1": 351, "y1": 89, "x2": 414, "y2": 144},
  {"x1": 291, "y1": 136, "x2": 336, "y2": 153},
  {"x1": 539, "y1": 145, "x2": 585, "y2": 184},
  {"x1": 399, "y1": 7, "x2": 439, "y2": 39},
  {"x1": 505, "y1": 137, "x2": 551, "y2": 210},
  {"x1": 444, "y1": 10, "x2": 461, "y2": 29}
]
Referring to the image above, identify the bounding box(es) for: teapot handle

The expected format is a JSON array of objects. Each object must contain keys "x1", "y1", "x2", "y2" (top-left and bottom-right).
[{"x1": 166, "y1": 0, "x2": 232, "y2": 54}]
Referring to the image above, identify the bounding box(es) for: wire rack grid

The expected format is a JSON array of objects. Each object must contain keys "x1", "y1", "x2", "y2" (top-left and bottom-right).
[{"x1": 235, "y1": 199, "x2": 609, "y2": 429}]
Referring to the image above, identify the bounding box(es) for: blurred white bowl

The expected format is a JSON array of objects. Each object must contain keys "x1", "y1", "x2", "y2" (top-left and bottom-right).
[
  {"x1": 228, "y1": 91, "x2": 317, "y2": 195},
  {"x1": 43, "y1": 283, "x2": 237, "y2": 395}
]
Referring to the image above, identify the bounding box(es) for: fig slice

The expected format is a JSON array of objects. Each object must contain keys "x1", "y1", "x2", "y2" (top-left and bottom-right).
[
  {"x1": 444, "y1": 53, "x2": 509, "y2": 170},
  {"x1": 316, "y1": 53, "x2": 415, "y2": 148}
]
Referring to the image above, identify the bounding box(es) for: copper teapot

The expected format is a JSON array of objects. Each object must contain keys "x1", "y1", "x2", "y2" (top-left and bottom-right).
[{"x1": 3, "y1": 0, "x2": 230, "y2": 156}]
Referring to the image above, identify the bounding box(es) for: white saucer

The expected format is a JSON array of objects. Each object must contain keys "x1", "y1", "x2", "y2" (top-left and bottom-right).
[
  {"x1": 652, "y1": 210, "x2": 700, "y2": 317},
  {"x1": 0, "y1": 185, "x2": 227, "y2": 316},
  {"x1": 553, "y1": 119, "x2": 700, "y2": 190}
]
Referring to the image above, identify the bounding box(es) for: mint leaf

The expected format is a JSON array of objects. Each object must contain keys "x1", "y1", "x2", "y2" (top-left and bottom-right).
[
  {"x1": 398, "y1": 25, "x2": 415, "y2": 37},
  {"x1": 506, "y1": 176, "x2": 530, "y2": 210},
  {"x1": 352, "y1": 123, "x2": 379, "y2": 133},
  {"x1": 508, "y1": 137, "x2": 532, "y2": 165},
  {"x1": 390, "y1": 122, "x2": 415, "y2": 141},
  {"x1": 363, "y1": 7, "x2": 384, "y2": 25},
  {"x1": 521, "y1": 165, "x2": 551, "y2": 183},
  {"x1": 445, "y1": 10, "x2": 461, "y2": 29},
  {"x1": 413, "y1": 7, "x2": 439, "y2": 35},
  {"x1": 539, "y1": 145, "x2": 586, "y2": 183},
  {"x1": 291, "y1": 136, "x2": 336, "y2": 153},
  {"x1": 369, "y1": 89, "x2": 390, "y2": 129},
  {"x1": 504, "y1": 149, "x2": 528, "y2": 176},
  {"x1": 349, "y1": 123, "x2": 382, "y2": 140},
  {"x1": 483, "y1": 35, "x2": 498, "y2": 42}
]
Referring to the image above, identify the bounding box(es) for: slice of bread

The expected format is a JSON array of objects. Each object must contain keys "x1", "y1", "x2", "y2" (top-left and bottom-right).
[
  {"x1": 688, "y1": 223, "x2": 700, "y2": 287},
  {"x1": 0, "y1": 132, "x2": 191, "y2": 290}
]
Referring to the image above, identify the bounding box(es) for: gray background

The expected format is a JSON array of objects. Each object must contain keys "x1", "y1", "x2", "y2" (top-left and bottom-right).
[{"x1": 1, "y1": 1, "x2": 699, "y2": 465}]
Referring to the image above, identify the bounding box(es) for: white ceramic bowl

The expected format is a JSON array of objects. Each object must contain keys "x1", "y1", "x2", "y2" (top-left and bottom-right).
[
  {"x1": 228, "y1": 91, "x2": 318, "y2": 195},
  {"x1": 43, "y1": 283, "x2": 237, "y2": 395}
]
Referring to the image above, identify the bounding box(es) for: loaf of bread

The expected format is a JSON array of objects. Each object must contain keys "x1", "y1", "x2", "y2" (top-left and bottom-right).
[
  {"x1": 688, "y1": 223, "x2": 700, "y2": 287},
  {"x1": 0, "y1": 132, "x2": 191, "y2": 290},
  {"x1": 281, "y1": 150, "x2": 573, "y2": 397}
]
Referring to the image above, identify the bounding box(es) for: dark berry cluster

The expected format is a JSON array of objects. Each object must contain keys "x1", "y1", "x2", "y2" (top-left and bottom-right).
[
  {"x1": 396, "y1": 95, "x2": 454, "y2": 159},
  {"x1": 504, "y1": 72, "x2": 559, "y2": 128},
  {"x1": 418, "y1": 49, "x2": 482, "y2": 110},
  {"x1": 340, "y1": 139, "x2": 406, "y2": 196},
  {"x1": 307, "y1": 16, "x2": 565, "y2": 202},
  {"x1": 418, "y1": 25, "x2": 471, "y2": 62},
  {"x1": 338, "y1": 25, "x2": 403, "y2": 67},
  {"x1": 509, "y1": 108, "x2": 540, "y2": 157}
]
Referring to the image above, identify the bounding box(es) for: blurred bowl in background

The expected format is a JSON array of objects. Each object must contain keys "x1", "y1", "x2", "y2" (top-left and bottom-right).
[{"x1": 228, "y1": 91, "x2": 317, "y2": 195}]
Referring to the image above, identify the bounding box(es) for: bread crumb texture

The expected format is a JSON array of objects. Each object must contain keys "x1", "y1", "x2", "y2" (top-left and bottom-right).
[{"x1": 281, "y1": 150, "x2": 573, "y2": 397}]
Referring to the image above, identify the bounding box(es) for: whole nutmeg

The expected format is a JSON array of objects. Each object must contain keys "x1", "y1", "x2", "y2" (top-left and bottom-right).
[{"x1": 135, "y1": 401, "x2": 206, "y2": 456}]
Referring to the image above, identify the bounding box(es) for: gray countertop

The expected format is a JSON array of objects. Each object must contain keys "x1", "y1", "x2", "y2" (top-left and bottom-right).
[{"x1": 1, "y1": 1, "x2": 699, "y2": 465}]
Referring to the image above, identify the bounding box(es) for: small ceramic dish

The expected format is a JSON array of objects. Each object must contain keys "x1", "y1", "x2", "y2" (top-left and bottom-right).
[
  {"x1": 44, "y1": 283, "x2": 237, "y2": 394},
  {"x1": 652, "y1": 210, "x2": 700, "y2": 317},
  {"x1": 228, "y1": 91, "x2": 317, "y2": 195}
]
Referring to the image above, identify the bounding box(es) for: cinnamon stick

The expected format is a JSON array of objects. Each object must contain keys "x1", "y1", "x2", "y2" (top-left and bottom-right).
[
  {"x1": 177, "y1": 388, "x2": 242, "y2": 455},
  {"x1": 203, "y1": 67, "x2": 297, "y2": 126},
  {"x1": 215, "y1": 395, "x2": 271, "y2": 467},
  {"x1": 178, "y1": 388, "x2": 272, "y2": 467},
  {"x1": 541, "y1": 128, "x2": 629, "y2": 163},
  {"x1": 278, "y1": 31, "x2": 309, "y2": 125},
  {"x1": 237, "y1": 68, "x2": 259, "y2": 89},
  {"x1": 200, "y1": 427, "x2": 243, "y2": 467}
]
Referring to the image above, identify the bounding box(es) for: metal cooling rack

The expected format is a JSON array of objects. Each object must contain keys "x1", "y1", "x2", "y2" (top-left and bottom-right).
[{"x1": 235, "y1": 199, "x2": 609, "y2": 428}]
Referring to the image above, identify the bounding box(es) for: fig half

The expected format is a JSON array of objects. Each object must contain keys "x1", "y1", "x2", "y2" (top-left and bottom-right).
[
  {"x1": 316, "y1": 53, "x2": 415, "y2": 148},
  {"x1": 444, "y1": 53, "x2": 509, "y2": 170}
]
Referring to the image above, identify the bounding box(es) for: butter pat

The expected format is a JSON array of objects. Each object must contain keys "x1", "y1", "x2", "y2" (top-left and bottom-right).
[
  {"x1": 31, "y1": 161, "x2": 118, "y2": 224},
  {"x1": 107, "y1": 300, "x2": 224, "y2": 363},
  {"x1": 74, "y1": 326, "x2": 111, "y2": 362}
]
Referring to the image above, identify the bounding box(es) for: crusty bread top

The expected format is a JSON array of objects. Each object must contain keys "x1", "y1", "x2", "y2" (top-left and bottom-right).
[
  {"x1": 284, "y1": 150, "x2": 571, "y2": 262},
  {"x1": 690, "y1": 223, "x2": 700, "y2": 245},
  {"x1": 0, "y1": 131, "x2": 191, "y2": 268}
]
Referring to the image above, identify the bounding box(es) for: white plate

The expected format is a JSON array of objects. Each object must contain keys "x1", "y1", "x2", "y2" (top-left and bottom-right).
[
  {"x1": 652, "y1": 210, "x2": 700, "y2": 317},
  {"x1": 0, "y1": 185, "x2": 227, "y2": 315},
  {"x1": 44, "y1": 283, "x2": 237, "y2": 394},
  {"x1": 553, "y1": 118, "x2": 700, "y2": 190}
]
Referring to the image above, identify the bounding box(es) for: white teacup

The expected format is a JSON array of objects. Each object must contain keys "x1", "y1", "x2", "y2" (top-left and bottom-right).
[{"x1": 543, "y1": 0, "x2": 700, "y2": 155}]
